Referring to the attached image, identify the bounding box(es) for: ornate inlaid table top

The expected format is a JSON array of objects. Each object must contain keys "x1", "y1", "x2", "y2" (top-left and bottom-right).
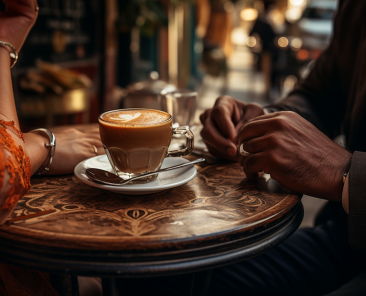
[{"x1": 0, "y1": 161, "x2": 300, "y2": 252}]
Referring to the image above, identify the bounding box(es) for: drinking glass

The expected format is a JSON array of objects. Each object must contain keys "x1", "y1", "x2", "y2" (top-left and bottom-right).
[{"x1": 159, "y1": 89, "x2": 197, "y2": 128}]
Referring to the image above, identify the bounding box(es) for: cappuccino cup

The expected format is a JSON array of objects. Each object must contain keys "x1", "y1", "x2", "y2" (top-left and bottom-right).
[{"x1": 98, "y1": 108, "x2": 194, "y2": 182}]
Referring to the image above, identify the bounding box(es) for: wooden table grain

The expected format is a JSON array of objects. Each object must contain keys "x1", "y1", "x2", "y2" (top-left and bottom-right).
[{"x1": 0, "y1": 160, "x2": 303, "y2": 295}]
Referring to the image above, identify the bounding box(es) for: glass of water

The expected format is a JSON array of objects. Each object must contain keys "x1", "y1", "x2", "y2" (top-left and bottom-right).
[{"x1": 159, "y1": 89, "x2": 197, "y2": 128}]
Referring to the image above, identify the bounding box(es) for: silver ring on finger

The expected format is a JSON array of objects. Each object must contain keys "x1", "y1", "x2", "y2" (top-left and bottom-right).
[{"x1": 238, "y1": 143, "x2": 251, "y2": 157}]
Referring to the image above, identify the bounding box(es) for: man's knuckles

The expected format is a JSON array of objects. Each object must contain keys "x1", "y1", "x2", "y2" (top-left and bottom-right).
[
  {"x1": 199, "y1": 110, "x2": 210, "y2": 124},
  {"x1": 211, "y1": 104, "x2": 228, "y2": 119},
  {"x1": 246, "y1": 103, "x2": 264, "y2": 115},
  {"x1": 267, "y1": 150, "x2": 282, "y2": 166},
  {"x1": 266, "y1": 134, "x2": 283, "y2": 149},
  {"x1": 243, "y1": 140, "x2": 256, "y2": 153},
  {"x1": 271, "y1": 115, "x2": 291, "y2": 130},
  {"x1": 214, "y1": 95, "x2": 234, "y2": 106}
]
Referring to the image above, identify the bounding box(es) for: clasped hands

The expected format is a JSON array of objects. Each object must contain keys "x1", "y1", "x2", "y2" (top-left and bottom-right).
[{"x1": 200, "y1": 96, "x2": 352, "y2": 202}]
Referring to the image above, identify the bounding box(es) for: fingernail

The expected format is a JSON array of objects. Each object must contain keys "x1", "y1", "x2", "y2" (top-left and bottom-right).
[{"x1": 226, "y1": 147, "x2": 236, "y2": 157}]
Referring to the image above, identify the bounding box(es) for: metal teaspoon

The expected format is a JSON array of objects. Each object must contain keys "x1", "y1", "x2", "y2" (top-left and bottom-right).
[{"x1": 85, "y1": 158, "x2": 206, "y2": 186}]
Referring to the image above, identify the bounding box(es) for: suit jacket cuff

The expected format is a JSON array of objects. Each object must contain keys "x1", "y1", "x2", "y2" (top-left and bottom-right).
[{"x1": 348, "y1": 151, "x2": 366, "y2": 249}]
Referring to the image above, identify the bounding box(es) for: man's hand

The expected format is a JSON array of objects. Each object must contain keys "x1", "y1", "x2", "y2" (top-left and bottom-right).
[
  {"x1": 236, "y1": 111, "x2": 352, "y2": 201},
  {"x1": 200, "y1": 96, "x2": 264, "y2": 161}
]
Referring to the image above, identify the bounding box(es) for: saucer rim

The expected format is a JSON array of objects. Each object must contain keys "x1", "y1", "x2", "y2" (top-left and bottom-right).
[{"x1": 74, "y1": 156, "x2": 197, "y2": 194}]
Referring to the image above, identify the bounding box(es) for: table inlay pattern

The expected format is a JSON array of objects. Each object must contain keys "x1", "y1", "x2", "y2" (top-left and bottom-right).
[{"x1": 0, "y1": 162, "x2": 300, "y2": 250}]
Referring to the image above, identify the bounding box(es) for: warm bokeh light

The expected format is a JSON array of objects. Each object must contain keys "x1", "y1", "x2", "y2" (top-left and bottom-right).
[
  {"x1": 285, "y1": 7, "x2": 303, "y2": 22},
  {"x1": 240, "y1": 8, "x2": 258, "y2": 22},
  {"x1": 231, "y1": 27, "x2": 247, "y2": 45},
  {"x1": 150, "y1": 71, "x2": 159, "y2": 80},
  {"x1": 297, "y1": 49, "x2": 309, "y2": 60},
  {"x1": 246, "y1": 36, "x2": 257, "y2": 47},
  {"x1": 224, "y1": 1, "x2": 235, "y2": 13},
  {"x1": 268, "y1": 9, "x2": 285, "y2": 26},
  {"x1": 278, "y1": 37, "x2": 289, "y2": 48},
  {"x1": 290, "y1": 0, "x2": 305, "y2": 6},
  {"x1": 291, "y1": 38, "x2": 302, "y2": 50}
]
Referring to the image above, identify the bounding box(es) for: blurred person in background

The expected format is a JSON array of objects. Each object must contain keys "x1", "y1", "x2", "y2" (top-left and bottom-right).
[
  {"x1": 249, "y1": 0, "x2": 277, "y2": 100},
  {"x1": 0, "y1": 1, "x2": 103, "y2": 295},
  {"x1": 205, "y1": 0, "x2": 234, "y2": 58},
  {"x1": 201, "y1": 0, "x2": 234, "y2": 78},
  {"x1": 200, "y1": 0, "x2": 366, "y2": 295},
  {"x1": 196, "y1": 0, "x2": 210, "y2": 40}
]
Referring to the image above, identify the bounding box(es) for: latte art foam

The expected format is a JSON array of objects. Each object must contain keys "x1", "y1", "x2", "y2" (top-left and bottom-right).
[{"x1": 101, "y1": 109, "x2": 171, "y2": 125}]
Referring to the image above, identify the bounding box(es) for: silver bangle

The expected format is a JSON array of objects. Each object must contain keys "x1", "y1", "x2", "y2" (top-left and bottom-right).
[
  {"x1": 29, "y1": 128, "x2": 56, "y2": 175},
  {"x1": 0, "y1": 41, "x2": 18, "y2": 68}
]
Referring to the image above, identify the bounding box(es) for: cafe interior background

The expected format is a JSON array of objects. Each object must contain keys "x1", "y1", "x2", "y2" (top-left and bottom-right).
[{"x1": 13, "y1": 0, "x2": 337, "y2": 226}]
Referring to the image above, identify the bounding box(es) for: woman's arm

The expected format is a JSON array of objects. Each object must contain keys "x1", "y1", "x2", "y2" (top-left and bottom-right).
[
  {"x1": 0, "y1": 47, "x2": 17, "y2": 123},
  {"x1": 0, "y1": 0, "x2": 38, "y2": 125},
  {"x1": 0, "y1": 1, "x2": 49, "y2": 178},
  {"x1": 0, "y1": 1, "x2": 104, "y2": 225},
  {"x1": 0, "y1": 46, "x2": 49, "y2": 175},
  {"x1": 0, "y1": 1, "x2": 40, "y2": 223}
]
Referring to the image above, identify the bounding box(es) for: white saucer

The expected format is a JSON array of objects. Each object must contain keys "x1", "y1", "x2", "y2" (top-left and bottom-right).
[{"x1": 74, "y1": 155, "x2": 197, "y2": 195}]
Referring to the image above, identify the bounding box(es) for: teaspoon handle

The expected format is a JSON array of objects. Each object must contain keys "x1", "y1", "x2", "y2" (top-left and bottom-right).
[{"x1": 126, "y1": 158, "x2": 205, "y2": 183}]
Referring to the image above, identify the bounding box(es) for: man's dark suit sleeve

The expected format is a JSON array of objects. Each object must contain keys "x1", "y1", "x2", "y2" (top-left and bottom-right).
[
  {"x1": 265, "y1": 0, "x2": 366, "y2": 249},
  {"x1": 265, "y1": 6, "x2": 345, "y2": 139},
  {"x1": 348, "y1": 152, "x2": 366, "y2": 249}
]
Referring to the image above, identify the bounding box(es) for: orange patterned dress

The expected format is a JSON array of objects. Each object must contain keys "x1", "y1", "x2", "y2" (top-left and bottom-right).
[{"x1": 0, "y1": 114, "x2": 59, "y2": 296}]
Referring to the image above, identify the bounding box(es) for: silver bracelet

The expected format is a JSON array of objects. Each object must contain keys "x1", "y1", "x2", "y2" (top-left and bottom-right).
[
  {"x1": 29, "y1": 128, "x2": 56, "y2": 175},
  {"x1": 0, "y1": 41, "x2": 18, "y2": 68}
]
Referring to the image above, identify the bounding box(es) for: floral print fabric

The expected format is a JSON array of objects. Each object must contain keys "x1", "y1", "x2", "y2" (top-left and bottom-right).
[{"x1": 0, "y1": 115, "x2": 58, "y2": 296}]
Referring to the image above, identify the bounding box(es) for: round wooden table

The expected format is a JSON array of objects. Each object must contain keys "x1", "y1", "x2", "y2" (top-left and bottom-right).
[{"x1": 0, "y1": 160, "x2": 302, "y2": 296}]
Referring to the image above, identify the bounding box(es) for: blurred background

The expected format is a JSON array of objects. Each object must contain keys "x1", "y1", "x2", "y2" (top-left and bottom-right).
[{"x1": 13, "y1": 0, "x2": 338, "y2": 224}]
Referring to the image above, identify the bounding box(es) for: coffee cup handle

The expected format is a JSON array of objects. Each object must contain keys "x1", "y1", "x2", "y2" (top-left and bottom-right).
[{"x1": 166, "y1": 126, "x2": 194, "y2": 157}]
